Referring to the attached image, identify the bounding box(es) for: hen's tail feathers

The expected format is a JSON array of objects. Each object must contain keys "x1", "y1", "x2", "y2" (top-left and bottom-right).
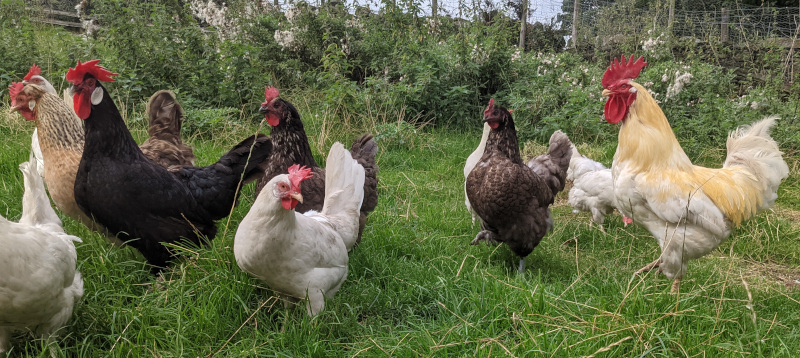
[
  {"x1": 350, "y1": 134, "x2": 379, "y2": 215},
  {"x1": 322, "y1": 142, "x2": 366, "y2": 251},
  {"x1": 175, "y1": 134, "x2": 273, "y2": 219},
  {"x1": 31, "y1": 129, "x2": 45, "y2": 177},
  {"x1": 145, "y1": 90, "x2": 185, "y2": 139},
  {"x1": 527, "y1": 130, "x2": 573, "y2": 198},
  {"x1": 19, "y1": 156, "x2": 64, "y2": 234},
  {"x1": 724, "y1": 116, "x2": 789, "y2": 211}
]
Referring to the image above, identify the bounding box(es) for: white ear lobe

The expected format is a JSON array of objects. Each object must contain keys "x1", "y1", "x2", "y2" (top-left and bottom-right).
[
  {"x1": 91, "y1": 87, "x2": 104, "y2": 105},
  {"x1": 28, "y1": 100, "x2": 36, "y2": 111}
]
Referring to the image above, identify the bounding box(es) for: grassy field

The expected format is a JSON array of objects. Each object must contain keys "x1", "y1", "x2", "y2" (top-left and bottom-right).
[{"x1": 0, "y1": 95, "x2": 799, "y2": 357}]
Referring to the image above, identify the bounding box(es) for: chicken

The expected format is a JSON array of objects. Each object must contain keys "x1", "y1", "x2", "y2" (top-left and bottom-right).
[
  {"x1": 466, "y1": 99, "x2": 572, "y2": 272},
  {"x1": 8, "y1": 82, "x2": 99, "y2": 232},
  {"x1": 23, "y1": 64, "x2": 58, "y2": 177},
  {"x1": 236, "y1": 142, "x2": 364, "y2": 316},
  {"x1": 601, "y1": 55, "x2": 789, "y2": 292},
  {"x1": 0, "y1": 156, "x2": 83, "y2": 355},
  {"x1": 464, "y1": 122, "x2": 491, "y2": 224},
  {"x1": 139, "y1": 90, "x2": 196, "y2": 169},
  {"x1": 255, "y1": 86, "x2": 379, "y2": 245},
  {"x1": 567, "y1": 145, "x2": 615, "y2": 230},
  {"x1": 67, "y1": 59, "x2": 273, "y2": 272}
]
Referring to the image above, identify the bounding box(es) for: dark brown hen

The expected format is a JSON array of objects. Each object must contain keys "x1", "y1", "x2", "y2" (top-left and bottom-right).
[
  {"x1": 466, "y1": 99, "x2": 572, "y2": 272},
  {"x1": 254, "y1": 87, "x2": 379, "y2": 244},
  {"x1": 139, "y1": 90, "x2": 196, "y2": 169}
]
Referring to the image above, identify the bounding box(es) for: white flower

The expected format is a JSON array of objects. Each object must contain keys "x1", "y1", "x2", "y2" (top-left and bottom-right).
[
  {"x1": 666, "y1": 72, "x2": 693, "y2": 99},
  {"x1": 662, "y1": 74, "x2": 669, "y2": 82},
  {"x1": 750, "y1": 101, "x2": 761, "y2": 110}
]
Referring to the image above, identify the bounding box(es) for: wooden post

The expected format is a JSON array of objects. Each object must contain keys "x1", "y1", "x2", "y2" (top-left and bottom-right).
[
  {"x1": 571, "y1": 0, "x2": 580, "y2": 49},
  {"x1": 721, "y1": 8, "x2": 729, "y2": 42},
  {"x1": 519, "y1": 0, "x2": 527, "y2": 50},
  {"x1": 432, "y1": 0, "x2": 437, "y2": 18},
  {"x1": 668, "y1": 0, "x2": 675, "y2": 33}
]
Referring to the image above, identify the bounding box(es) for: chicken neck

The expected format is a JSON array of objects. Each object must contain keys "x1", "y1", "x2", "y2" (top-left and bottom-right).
[
  {"x1": 82, "y1": 85, "x2": 147, "y2": 161},
  {"x1": 269, "y1": 116, "x2": 319, "y2": 169},
  {"x1": 34, "y1": 92, "x2": 84, "y2": 152},
  {"x1": 615, "y1": 83, "x2": 693, "y2": 172},
  {"x1": 484, "y1": 120, "x2": 523, "y2": 165}
]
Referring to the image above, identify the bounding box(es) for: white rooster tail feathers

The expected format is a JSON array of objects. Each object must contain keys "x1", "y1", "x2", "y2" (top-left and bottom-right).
[
  {"x1": 322, "y1": 142, "x2": 366, "y2": 250},
  {"x1": 18, "y1": 158, "x2": 63, "y2": 233},
  {"x1": 527, "y1": 131, "x2": 573, "y2": 198},
  {"x1": 724, "y1": 115, "x2": 789, "y2": 210}
]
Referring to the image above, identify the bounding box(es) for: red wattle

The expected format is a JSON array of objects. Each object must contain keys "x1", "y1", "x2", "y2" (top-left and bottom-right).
[
  {"x1": 73, "y1": 91, "x2": 91, "y2": 120},
  {"x1": 267, "y1": 114, "x2": 280, "y2": 127},
  {"x1": 604, "y1": 93, "x2": 635, "y2": 124},
  {"x1": 21, "y1": 110, "x2": 35, "y2": 121},
  {"x1": 281, "y1": 197, "x2": 298, "y2": 210},
  {"x1": 487, "y1": 122, "x2": 499, "y2": 129}
]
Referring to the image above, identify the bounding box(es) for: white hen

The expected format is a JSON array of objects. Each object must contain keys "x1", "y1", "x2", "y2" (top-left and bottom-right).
[
  {"x1": 567, "y1": 145, "x2": 616, "y2": 228},
  {"x1": 0, "y1": 156, "x2": 83, "y2": 355},
  {"x1": 235, "y1": 142, "x2": 365, "y2": 316},
  {"x1": 463, "y1": 122, "x2": 491, "y2": 224}
]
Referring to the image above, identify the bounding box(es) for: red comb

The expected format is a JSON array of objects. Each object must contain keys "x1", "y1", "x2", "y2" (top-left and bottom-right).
[
  {"x1": 265, "y1": 86, "x2": 280, "y2": 103},
  {"x1": 483, "y1": 98, "x2": 495, "y2": 116},
  {"x1": 8, "y1": 82, "x2": 23, "y2": 107},
  {"x1": 23, "y1": 64, "x2": 42, "y2": 81},
  {"x1": 601, "y1": 54, "x2": 647, "y2": 89},
  {"x1": 288, "y1": 164, "x2": 313, "y2": 189},
  {"x1": 66, "y1": 59, "x2": 118, "y2": 85}
]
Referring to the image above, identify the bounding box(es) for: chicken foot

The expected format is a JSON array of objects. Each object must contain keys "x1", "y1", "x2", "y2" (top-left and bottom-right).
[
  {"x1": 635, "y1": 258, "x2": 661, "y2": 275},
  {"x1": 670, "y1": 279, "x2": 681, "y2": 293},
  {"x1": 518, "y1": 259, "x2": 526, "y2": 273},
  {"x1": 470, "y1": 230, "x2": 499, "y2": 246}
]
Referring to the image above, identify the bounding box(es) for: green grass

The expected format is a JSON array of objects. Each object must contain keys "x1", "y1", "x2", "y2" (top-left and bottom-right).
[{"x1": 0, "y1": 101, "x2": 799, "y2": 357}]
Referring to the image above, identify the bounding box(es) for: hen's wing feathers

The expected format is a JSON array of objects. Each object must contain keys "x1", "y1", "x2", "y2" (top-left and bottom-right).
[
  {"x1": 526, "y1": 131, "x2": 572, "y2": 198},
  {"x1": 172, "y1": 134, "x2": 272, "y2": 219}
]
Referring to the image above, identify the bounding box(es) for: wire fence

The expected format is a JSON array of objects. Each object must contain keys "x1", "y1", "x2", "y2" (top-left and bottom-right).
[{"x1": 26, "y1": 0, "x2": 800, "y2": 48}]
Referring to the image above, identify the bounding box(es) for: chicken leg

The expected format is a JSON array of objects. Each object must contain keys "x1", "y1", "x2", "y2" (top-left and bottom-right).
[
  {"x1": 670, "y1": 279, "x2": 681, "y2": 293},
  {"x1": 518, "y1": 259, "x2": 526, "y2": 273},
  {"x1": 635, "y1": 258, "x2": 661, "y2": 275}
]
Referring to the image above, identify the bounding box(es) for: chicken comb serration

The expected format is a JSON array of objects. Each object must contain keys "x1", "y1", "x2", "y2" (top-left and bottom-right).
[
  {"x1": 66, "y1": 59, "x2": 118, "y2": 85},
  {"x1": 23, "y1": 64, "x2": 42, "y2": 81},
  {"x1": 601, "y1": 54, "x2": 647, "y2": 89},
  {"x1": 288, "y1": 164, "x2": 313, "y2": 189},
  {"x1": 265, "y1": 86, "x2": 280, "y2": 103},
  {"x1": 8, "y1": 82, "x2": 23, "y2": 107},
  {"x1": 483, "y1": 98, "x2": 495, "y2": 116}
]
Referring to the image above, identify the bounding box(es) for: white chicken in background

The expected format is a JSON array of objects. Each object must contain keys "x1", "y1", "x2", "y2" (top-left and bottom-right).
[
  {"x1": 567, "y1": 145, "x2": 616, "y2": 231},
  {"x1": 235, "y1": 142, "x2": 365, "y2": 316},
  {"x1": 22, "y1": 64, "x2": 58, "y2": 178},
  {"x1": 0, "y1": 156, "x2": 83, "y2": 355},
  {"x1": 463, "y1": 122, "x2": 491, "y2": 224}
]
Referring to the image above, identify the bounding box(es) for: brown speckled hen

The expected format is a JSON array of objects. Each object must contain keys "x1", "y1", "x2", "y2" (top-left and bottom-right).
[
  {"x1": 139, "y1": 90, "x2": 196, "y2": 169},
  {"x1": 466, "y1": 99, "x2": 572, "y2": 272},
  {"x1": 254, "y1": 87, "x2": 379, "y2": 245}
]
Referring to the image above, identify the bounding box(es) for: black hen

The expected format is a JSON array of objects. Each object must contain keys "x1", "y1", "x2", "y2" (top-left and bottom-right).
[
  {"x1": 254, "y1": 87, "x2": 379, "y2": 244},
  {"x1": 67, "y1": 60, "x2": 272, "y2": 272},
  {"x1": 465, "y1": 99, "x2": 571, "y2": 272}
]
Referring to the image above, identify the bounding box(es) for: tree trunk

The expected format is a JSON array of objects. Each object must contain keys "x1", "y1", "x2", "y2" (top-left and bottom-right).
[
  {"x1": 518, "y1": 0, "x2": 527, "y2": 50},
  {"x1": 571, "y1": 0, "x2": 580, "y2": 49}
]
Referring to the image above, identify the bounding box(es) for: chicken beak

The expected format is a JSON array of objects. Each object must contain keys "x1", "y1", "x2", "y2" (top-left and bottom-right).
[
  {"x1": 601, "y1": 89, "x2": 612, "y2": 97},
  {"x1": 258, "y1": 106, "x2": 268, "y2": 114},
  {"x1": 482, "y1": 116, "x2": 489, "y2": 123},
  {"x1": 290, "y1": 192, "x2": 304, "y2": 204}
]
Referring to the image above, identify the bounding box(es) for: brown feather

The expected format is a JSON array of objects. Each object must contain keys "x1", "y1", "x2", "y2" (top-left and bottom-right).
[{"x1": 139, "y1": 90, "x2": 196, "y2": 168}]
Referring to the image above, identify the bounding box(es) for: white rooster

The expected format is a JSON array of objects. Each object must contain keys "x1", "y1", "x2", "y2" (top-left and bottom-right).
[
  {"x1": 235, "y1": 142, "x2": 365, "y2": 316},
  {"x1": 567, "y1": 145, "x2": 616, "y2": 231},
  {"x1": 463, "y1": 122, "x2": 491, "y2": 224},
  {"x1": 0, "y1": 156, "x2": 83, "y2": 355}
]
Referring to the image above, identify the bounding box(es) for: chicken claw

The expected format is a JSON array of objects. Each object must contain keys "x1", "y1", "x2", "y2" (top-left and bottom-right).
[
  {"x1": 635, "y1": 258, "x2": 661, "y2": 275},
  {"x1": 670, "y1": 279, "x2": 681, "y2": 293},
  {"x1": 471, "y1": 230, "x2": 499, "y2": 246}
]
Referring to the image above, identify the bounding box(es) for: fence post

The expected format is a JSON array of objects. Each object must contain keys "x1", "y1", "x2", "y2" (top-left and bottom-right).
[
  {"x1": 668, "y1": 0, "x2": 675, "y2": 33},
  {"x1": 519, "y1": 0, "x2": 527, "y2": 50},
  {"x1": 432, "y1": 0, "x2": 437, "y2": 18},
  {"x1": 571, "y1": 0, "x2": 580, "y2": 49},
  {"x1": 721, "y1": 8, "x2": 729, "y2": 42}
]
